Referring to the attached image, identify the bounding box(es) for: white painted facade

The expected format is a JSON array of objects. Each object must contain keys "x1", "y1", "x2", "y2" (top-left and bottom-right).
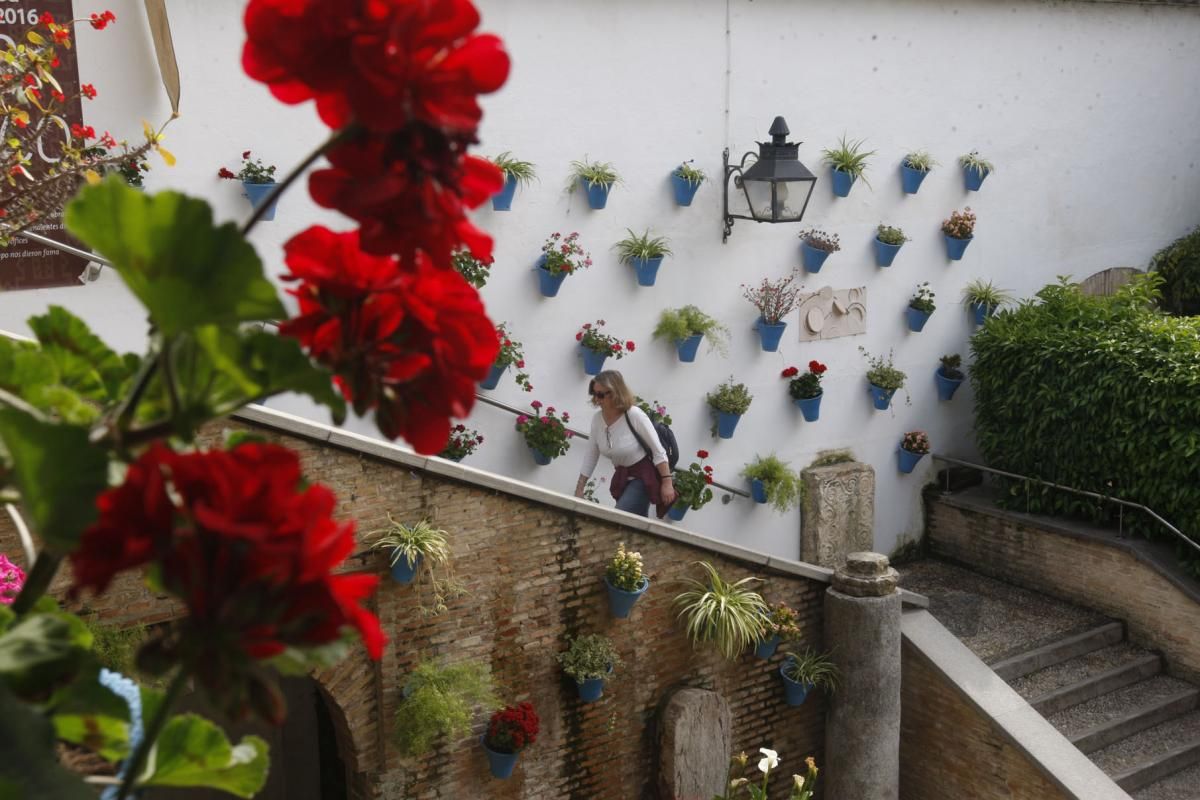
[{"x1": 1, "y1": 0, "x2": 1198, "y2": 560}]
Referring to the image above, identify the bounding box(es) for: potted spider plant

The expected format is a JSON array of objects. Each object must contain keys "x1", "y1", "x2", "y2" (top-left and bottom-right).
[
  {"x1": 798, "y1": 228, "x2": 840, "y2": 273},
  {"x1": 942, "y1": 207, "x2": 975, "y2": 260},
  {"x1": 874, "y1": 224, "x2": 908, "y2": 267},
  {"x1": 960, "y1": 151, "x2": 993, "y2": 191},
  {"x1": 742, "y1": 274, "x2": 802, "y2": 352},
  {"x1": 673, "y1": 561, "x2": 768, "y2": 660},
  {"x1": 821, "y1": 135, "x2": 876, "y2": 197},
  {"x1": 754, "y1": 601, "x2": 802, "y2": 659},
  {"x1": 367, "y1": 515, "x2": 450, "y2": 585},
  {"x1": 779, "y1": 648, "x2": 840, "y2": 707},
  {"x1": 781, "y1": 361, "x2": 826, "y2": 422},
  {"x1": 740, "y1": 455, "x2": 803, "y2": 512},
  {"x1": 963, "y1": 279, "x2": 1012, "y2": 326},
  {"x1": 706, "y1": 378, "x2": 752, "y2": 440},
  {"x1": 860, "y1": 347, "x2": 907, "y2": 411},
  {"x1": 615, "y1": 228, "x2": 673, "y2": 286},
  {"x1": 671, "y1": 160, "x2": 706, "y2": 206},
  {"x1": 898, "y1": 430, "x2": 930, "y2": 474},
  {"x1": 569, "y1": 158, "x2": 621, "y2": 209},
  {"x1": 935, "y1": 353, "x2": 965, "y2": 401},
  {"x1": 906, "y1": 282, "x2": 936, "y2": 332},
  {"x1": 557, "y1": 634, "x2": 622, "y2": 703},
  {"x1": 604, "y1": 543, "x2": 649, "y2": 619},
  {"x1": 489, "y1": 152, "x2": 536, "y2": 211},
  {"x1": 900, "y1": 150, "x2": 937, "y2": 194},
  {"x1": 653, "y1": 305, "x2": 730, "y2": 363}
]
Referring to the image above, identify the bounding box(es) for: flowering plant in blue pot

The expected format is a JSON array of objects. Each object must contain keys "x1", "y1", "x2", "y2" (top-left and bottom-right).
[
  {"x1": 860, "y1": 347, "x2": 908, "y2": 410},
  {"x1": 536, "y1": 231, "x2": 592, "y2": 296},
  {"x1": 942, "y1": 207, "x2": 975, "y2": 260},
  {"x1": 481, "y1": 322, "x2": 534, "y2": 392},
  {"x1": 438, "y1": 424, "x2": 484, "y2": 462},
  {"x1": 488, "y1": 151, "x2": 536, "y2": 210},
  {"x1": 604, "y1": 542, "x2": 649, "y2": 618},
  {"x1": 515, "y1": 401, "x2": 573, "y2": 465},
  {"x1": 668, "y1": 451, "x2": 716, "y2": 521},
  {"x1": 753, "y1": 601, "x2": 802, "y2": 658},
  {"x1": 906, "y1": 282, "x2": 936, "y2": 332},
  {"x1": 782, "y1": 360, "x2": 826, "y2": 421},
  {"x1": 799, "y1": 228, "x2": 840, "y2": 273},
  {"x1": 671, "y1": 159, "x2": 706, "y2": 206},
  {"x1": 576, "y1": 319, "x2": 634, "y2": 375},
  {"x1": 743, "y1": 273, "x2": 801, "y2": 352},
  {"x1": 219, "y1": 149, "x2": 279, "y2": 220},
  {"x1": 898, "y1": 429, "x2": 930, "y2": 473},
  {"x1": 569, "y1": 158, "x2": 621, "y2": 209},
  {"x1": 482, "y1": 702, "x2": 539, "y2": 779}
]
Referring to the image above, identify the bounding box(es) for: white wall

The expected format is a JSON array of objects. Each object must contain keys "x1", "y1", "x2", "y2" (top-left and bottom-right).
[{"x1": 1, "y1": 0, "x2": 1198, "y2": 560}]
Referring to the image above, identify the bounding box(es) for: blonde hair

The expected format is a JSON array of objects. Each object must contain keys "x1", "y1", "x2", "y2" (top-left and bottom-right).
[{"x1": 588, "y1": 370, "x2": 636, "y2": 411}]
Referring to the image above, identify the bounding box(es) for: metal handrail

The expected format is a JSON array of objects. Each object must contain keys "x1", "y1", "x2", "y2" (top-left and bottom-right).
[
  {"x1": 476, "y1": 393, "x2": 749, "y2": 500},
  {"x1": 932, "y1": 453, "x2": 1200, "y2": 558}
]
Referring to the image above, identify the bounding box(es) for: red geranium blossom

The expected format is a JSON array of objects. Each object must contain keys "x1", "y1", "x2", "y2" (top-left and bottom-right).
[
  {"x1": 278, "y1": 226, "x2": 498, "y2": 453},
  {"x1": 697, "y1": 450, "x2": 709, "y2": 459},
  {"x1": 81, "y1": 83, "x2": 97, "y2": 100},
  {"x1": 809, "y1": 360, "x2": 828, "y2": 375},
  {"x1": 89, "y1": 10, "x2": 116, "y2": 30},
  {"x1": 781, "y1": 366, "x2": 799, "y2": 378},
  {"x1": 485, "y1": 702, "x2": 540, "y2": 754}
]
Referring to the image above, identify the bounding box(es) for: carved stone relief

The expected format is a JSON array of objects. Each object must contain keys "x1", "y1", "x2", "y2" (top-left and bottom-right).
[
  {"x1": 796, "y1": 286, "x2": 867, "y2": 341},
  {"x1": 800, "y1": 461, "x2": 875, "y2": 568}
]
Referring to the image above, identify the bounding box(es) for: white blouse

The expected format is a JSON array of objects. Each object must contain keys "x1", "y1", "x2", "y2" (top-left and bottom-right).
[{"x1": 579, "y1": 406, "x2": 668, "y2": 478}]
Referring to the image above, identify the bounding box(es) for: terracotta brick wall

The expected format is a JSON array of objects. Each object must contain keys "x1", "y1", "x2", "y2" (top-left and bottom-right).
[{"x1": 926, "y1": 490, "x2": 1200, "y2": 683}]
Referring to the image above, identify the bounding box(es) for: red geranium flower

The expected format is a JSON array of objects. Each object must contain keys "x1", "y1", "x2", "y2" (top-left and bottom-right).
[
  {"x1": 53, "y1": 28, "x2": 70, "y2": 43},
  {"x1": 70, "y1": 124, "x2": 95, "y2": 140},
  {"x1": 781, "y1": 366, "x2": 799, "y2": 378},
  {"x1": 696, "y1": 450, "x2": 709, "y2": 459},
  {"x1": 809, "y1": 360, "x2": 827, "y2": 374},
  {"x1": 81, "y1": 84, "x2": 97, "y2": 100},
  {"x1": 38, "y1": 11, "x2": 53, "y2": 24},
  {"x1": 626, "y1": 341, "x2": 635, "y2": 351},
  {"x1": 89, "y1": 10, "x2": 116, "y2": 29}
]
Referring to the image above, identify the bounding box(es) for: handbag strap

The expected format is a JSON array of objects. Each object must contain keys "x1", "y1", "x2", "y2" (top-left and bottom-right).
[{"x1": 624, "y1": 410, "x2": 654, "y2": 462}]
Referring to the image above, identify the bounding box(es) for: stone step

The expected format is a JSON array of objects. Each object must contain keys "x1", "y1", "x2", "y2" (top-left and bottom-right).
[
  {"x1": 1093, "y1": 709, "x2": 1200, "y2": 793},
  {"x1": 1011, "y1": 642, "x2": 1157, "y2": 706},
  {"x1": 1021, "y1": 649, "x2": 1161, "y2": 716},
  {"x1": 1131, "y1": 760, "x2": 1200, "y2": 800},
  {"x1": 991, "y1": 621, "x2": 1126, "y2": 681},
  {"x1": 1046, "y1": 675, "x2": 1199, "y2": 753}
]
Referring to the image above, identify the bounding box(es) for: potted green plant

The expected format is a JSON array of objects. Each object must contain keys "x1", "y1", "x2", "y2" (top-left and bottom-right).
[
  {"x1": 515, "y1": 401, "x2": 573, "y2": 465},
  {"x1": 742, "y1": 274, "x2": 802, "y2": 351},
  {"x1": 481, "y1": 322, "x2": 533, "y2": 392},
  {"x1": 798, "y1": 228, "x2": 840, "y2": 273},
  {"x1": 779, "y1": 648, "x2": 840, "y2": 707},
  {"x1": 963, "y1": 279, "x2": 1012, "y2": 326},
  {"x1": 741, "y1": 455, "x2": 803, "y2": 512},
  {"x1": 569, "y1": 158, "x2": 621, "y2": 209},
  {"x1": 716, "y1": 748, "x2": 820, "y2": 800},
  {"x1": 615, "y1": 228, "x2": 673, "y2": 286},
  {"x1": 481, "y1": 702, "x2": 539, "y2": 779},
  {"x1": 393, "y1": 660, "x2": 501, "y2": 757},
  {"x1": 898, "y1": 429, "x2": 930, "y2": 474},
  {"x1": 671, "y1": 159, "x2": 706, "y2": 206},
  {"x1": 653, "y1": 305, "x2": 730, "y2": 363},
  {"x1": 781, "y1": 361, "x2": 827, "y2": 421},
  {"x1": 907, "y1": 282, "x2": 936, "y2": 332},
  {"x1": 821, "y1": 135, "x2": 876, "y2": 197},
  {"x1": 557, "y1": 634, "x2": 622, "y2": 702},
  {"x1": 900, "y1": 150, "x2": 937, "y2": 194},
  {"x1": 218, "y1": 150, "x2": 279, "y2": 220},
  {"x1": 536, "y1": 231, "x2": 592, "y2": 297},
  {"x1": 667, "y1": 450, "x2": 715, "y2": 521},
  {"x1": 489, "y1": 151, "x2": 536, "y2": 211},
  {"x1": 874, "y1": 224, "x2": 908, "y2": 267},
  {"x1": 960, "y1": 150, "x2": 994, "y2": 191},
  {"x1": 452, "y1": 249, "x2": 493, "y2": 289},
  {"x1": 674, "y1": 561, "x2": 768, "y2": 660},
  {"x1": 936, "y1": 353, "x2": 965, "y2": 401},
  {"x1": 860, "y1": 347, "x2": 907, "y2": 410},
  {"x1": 754, "y1": 601, "x2": 803, "y2": 659},
  {"x1": 942, "y1": 207, "x2": 976, "y2": 260},
  {"x1": 368, "y1": 515, "x2": 450, "y2": 585},
  {"x1": 438, "y1": 424, "x2": 484, "y2": 463},
  {"x1": 575, "y1": 319, "x2": 634, "y2": 375},
  {"x1": 706, "y1": 378, "x2": 753, "y2": 439},
  {"x1": 604, "y1": 542, "x2": 648, "y2": 618}
]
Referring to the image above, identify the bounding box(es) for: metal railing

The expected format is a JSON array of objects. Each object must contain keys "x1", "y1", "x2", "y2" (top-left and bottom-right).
[{"x1": 932, "y1": 453, "x2": 1200, "y2": 558}]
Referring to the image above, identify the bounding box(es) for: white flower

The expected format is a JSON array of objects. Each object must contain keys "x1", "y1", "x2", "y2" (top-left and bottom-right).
[
  {"x1": 793, "y1": 774, "x2": 805, "y2": 790},
  {"x1": 758, "y1": 747, "x2": 780, "y2": 773}
]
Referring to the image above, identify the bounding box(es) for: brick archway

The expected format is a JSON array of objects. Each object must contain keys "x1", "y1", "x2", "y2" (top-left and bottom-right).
[{"x1": 315, "y1": 647, "x2": 383, "y2": 800}]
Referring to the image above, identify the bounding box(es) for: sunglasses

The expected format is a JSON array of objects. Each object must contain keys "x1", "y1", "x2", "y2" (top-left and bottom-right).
[{"x1": 591, "y1": 389, "x2": 611, "y2": 399}]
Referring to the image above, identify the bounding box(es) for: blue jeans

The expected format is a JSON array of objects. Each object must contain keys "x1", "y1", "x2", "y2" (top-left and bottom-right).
[{"x1": 615, "y1": 477, "x2": 650, "y2": 517}]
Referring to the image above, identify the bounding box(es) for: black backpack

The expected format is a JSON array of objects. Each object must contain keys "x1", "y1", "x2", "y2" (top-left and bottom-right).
[{"x1": 625, "y1": 410, "x2": 680, "y2": 470}]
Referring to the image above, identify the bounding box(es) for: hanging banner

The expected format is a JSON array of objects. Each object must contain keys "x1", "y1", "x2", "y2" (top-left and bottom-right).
[{"x1": 0, "y1": 0, "x2": 89, "y2": 290}]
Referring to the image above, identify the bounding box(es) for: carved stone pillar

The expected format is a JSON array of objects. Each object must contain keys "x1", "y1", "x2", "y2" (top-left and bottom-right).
[{"x1": 800, "y1": 460, "x2": 875, "y2": 568}]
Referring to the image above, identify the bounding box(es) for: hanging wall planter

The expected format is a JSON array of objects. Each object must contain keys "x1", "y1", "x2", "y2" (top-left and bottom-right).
[
  {"x1": 707, "y1": 378, "x2": 752, "y2": 439},
  {"x1": 576, "y1": 320, "x2": 633, "y2": 376},
  {"x1": 744, "y1": 275, "x2": 801, "y2": 351},
  {"x1": 489, "y1": 152, "x2": 536, "y2": 211},
  {"x1": 480, "y1": 362, "x2": 506, "y2": 390},
  {"x1": 906, "y1": 307, "x2": 931, "y2": 333},
  {"x1": 535, "y1": 232, "x2": 591, "y2": 298},
  {"x1": 960, "y1": 151, "x2": 994, "y2": 192},
  {"x1": 219, "y1": 151, "x2": 279, "y2": 221},
  {"x1": 481, "y1": 737, "x2": 519, "y2": 779},
  {"x1": 654, "y1": 306, "x2": 730, "y2": 365},
  {"x1": 604, "y1": 575, "x2": 649, "y2": 619},
  {"x1": 900, "y1": 150, "x2": 936, "y2": 195},
  {"x1": 942, "y1": 208, "x2": 977, "y2": 260},
  {"x1": 874, "y1": 225, "x2": 908, "y2": 267},
  {"x1": 898, "y1": 431, "x2": 931, "y2": 474},
  {"x1": 799, "y1": 228, "x2": 840, "y2": 273},
  {"x1": 754, "y1": 317, "x2": 788, "y2": 352},
  {"x1": 243, "y1": 182, "x2": 279, "y2": 221},
  {"x1": 936, "y1": 355, "x2": 965, "y2": 401},
  {"x1": 907, "y1": 283, "x2": 936, "y2": 333},
  {"x1": 782, "y1": 362, "x2": 826, "y2": 422},
  {"x1": 749, "y1": 478, "x2": 768, "y2": 504},
  {"x1": 570, "y1": 158, "x2": 620, "y2": 210},
  {"x1": 868, "y1": 383, "x2": 895, "y2": 410},
  {"x1": 795, "y1": 392, "x2": 822, "y2": 422},
  {"x1": 667, "y1": 502, "x2": 688, "y2": 521},
  {"x1": 558, "y1": 635, "x2": 621, "y2": 703},
  {"x1": 616, "y1": 229, "x2": 672, "y2": 287},
  {"x1": 945, "y1": 235, "x2": 973, "y2": 260},
  {"x1": 716, "y1": 411, "x2": 742, "y2": 439},
  {"x1": 528, "y1": 446, "x2": 552, "y2": 466},
  {"x1": 515, "y1": 402, "x2": 572, "y2": 466},
  {"x1": 822, "y1": 135, "x2": 876, "y2": 198},
  {"x1": 862, "y1": 348, "x2": 907, "y2": 412},
  {"x1": 963, "y1": 279, "x2": 1012, "y2": 327},
  {"x1": 755, "y1": 635, "x2": 782, "y2": 659},
  {"x1": 676, "y1": 334, "x2": 703, "y2": 362},
  {"x1": 492, "y1": 175, "x2": 518, "y2": 211},
  {"x1": 671, "y1": 160, "x2": 705, "y2": 206},
  {"x1": 778, "y1": 649, "x2": 840, "y2": 707},
  {"x1": 390, "y1": 552, "x2": 421, "y2": 584}
]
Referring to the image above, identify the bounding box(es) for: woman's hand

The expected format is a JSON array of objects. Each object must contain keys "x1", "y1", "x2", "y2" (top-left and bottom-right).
[{"x1": 660, "y1": 476, "x2": 677, "y2": 507}]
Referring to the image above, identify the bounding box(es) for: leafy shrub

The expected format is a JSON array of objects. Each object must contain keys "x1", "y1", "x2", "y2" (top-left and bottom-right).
[
  {"x1": 971, "y1": 275, "x2": 1200, "y2": 572},
  {"x1": 741, "y1": 455, "x2": 804, "y2": 513},
  {"x1": 1150, "y1": 225, "x2": 1200, "y2": 316},
  {"x1": 393, "y1": 661, "x2": 501, "y2": 757}
]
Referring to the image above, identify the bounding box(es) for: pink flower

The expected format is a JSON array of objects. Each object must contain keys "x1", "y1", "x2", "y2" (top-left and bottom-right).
[
  {"x1": 626, "y1": 341, "x2": 635, "y2": 351},
  {"x1": 531, "y1": 400, "x2": 543, "y2": 410},
  {"x1": 516, "y1": 415, "x2": 528, "y2": 424}
]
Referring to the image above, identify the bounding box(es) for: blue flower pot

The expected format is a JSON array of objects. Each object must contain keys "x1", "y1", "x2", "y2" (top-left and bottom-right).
[
  {"x1": 971, "y1": 302, "x2": 992, "y2": 326},
  {"x1": 480, "y1": 362, "x2": 506, "y2": 390},
  {"x1": 945, "y1": 235, "x2": 973, "y2": 261},
  {"x1": 831, "y1": 168, "x2": 855, "y2": 197},
  {"x1": 581, "y1": 347, "x2": 609, "y2": 376},
  {"x1": 874, "y1": 237, "x2": 903, "y2": 267},
  {"x1": 243, "y1": 181, "x2": 278, "y2": 221},
  {"x1": 631, "y1": 256, "x2": 663, "y2": 286},
  {"x1": 537, "y1": 265, "x2": 565, "y2": 298},
  {"x1": 755, "y1": 635, "x2": 782, "y2": 659},
  {"x1": 716, "y1": 411, "x2": 742, "y2": 439},
  {"x1": 667, "y1": 503, "x2": 688, "y2": 521},
  {"x1": 582, "y1": 179, "x2": 611, "y2": 209},
  {"x1": 795, "y1": 392, "x2": 822, "y2": 422},
  {"x1": 898, "y1": 446, "x2": 925, "y2": 474},
  {"x1": 964, "y1": 167, "x2": 989, "y2": 191},
  {"x1": 755, "y1": 318, "x2": 787, "y2": 352},
  {"x1": 780, "y1": 663, "x2": 813, "y2": 707},
  {"x1": 676, "y1": 334, "x2": 703, "y2": 363},
  {"x1": 390, "y1": 552, "x2": 421, "y2": 585},
  {"x1": 604, "y1": 575, "x2": 649, "y2": 619},
  {"x1": 491, "y1": 174, "x2": 518, "y2": 211},
  {"x1": 529, "y1": 446, "x2": 552, "y2": 466},
  {"x1": 868, "y1": 383, "x2": 896, "y2": 411},
  {"x1": 576, "y1": 665, "x2": 613, "y2": 702},
  {"x1": 671, "y1": 173, "x2": 701, "y2": 206},
  {"x1": 750, "y1": 479, "x2": 768, "y2": 504},
  {"x1": 900, "y1": 164, "x2": 929, "y2": 194},
  {"x1": 935, "y1": 368, "x2": 964, "y2": 401},
  {"x1": 906, "y1": 307, "x2": 931, "y2": 333},
  {"x1": 482, "y1": 737, "x2": 520, "y2": 779},
  {"x1": 800, "y1": 240, "x2": 831, "y2": 273}
]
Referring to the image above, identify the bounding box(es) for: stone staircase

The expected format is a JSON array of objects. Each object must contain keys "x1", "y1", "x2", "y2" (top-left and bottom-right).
[{"x1": 989, "y1": 620, "x2": 1200, "y2": 798}]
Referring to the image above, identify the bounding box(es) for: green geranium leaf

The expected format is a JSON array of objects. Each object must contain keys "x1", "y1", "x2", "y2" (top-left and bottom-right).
[
  {"x1": 53, "y1": 710, "x2": 130, "y2": 762},
  {"x1": 0, "y1": 684, "x2": 95, "y2": 800},
  {"x1": 0, "y1": 612, "x2": 91, "y2": 696},
  {"x1": 0, "y1": 409, "x2": 108, "y2": 553},
  {"x1": 64, "y1": 179, "x2": 285, "y2": 336},
  {"x1": 139, "y1": 713, "x2": 269, "y2": 797},
  {"x1": 267, "y1": 630, "x2": 352, "y2": 677},
  {"x1": 28, "y1": 306, "x2": 133, "y2": 401}
]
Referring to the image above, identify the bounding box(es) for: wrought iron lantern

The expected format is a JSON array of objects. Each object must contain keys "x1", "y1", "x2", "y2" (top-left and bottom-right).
[{"x1": 722, "y1": 116, "x2": 817, "y2": 242}]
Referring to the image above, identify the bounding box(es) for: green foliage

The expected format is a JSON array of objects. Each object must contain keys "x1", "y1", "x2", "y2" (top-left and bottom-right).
[
  {"x1": 490, "y1": 151, "x2": 537, "y2": 184},
  {"x1": 706, "y1": 377, "x2": 753, "y2": 415},
  {"x1": 940, "y1": 354, "x2": 965, "y2": 380},
  {"x1": 741, "y1": 455, "x2": 804, "y2": 513},
  {"x1": 138, "y1": 713, "x2": 269, "y2": 798},
  {"x1": 902, "y1": 150, "x2": 937, "y2": 171},
  {"x1": 673, "y1": 160, "x2": 706, "y2": 186},
  {"x1": 910, "y1": 282, "x2": 936, "y2": 314},
  {"x1": 673, "y1": 562, "x2": 768, "y2": 660},
  {"x1": 959, "y1": 150, "x2": 994, "y2": 177},
  {"x1": 84, "y1": 618, "x2": 147, "y2": 679},
  {"x1": 615, "y1": 228, "x2": 672, "y2": 262},
  {"x1": 821, "y1": 135, "x2": 876, "y2": 186},
  {"x1": 808, "y1": 449, "x2": 855, "y2": 468},
  {"x1": 970, "y1": 275, "x2": 1200, "y2": 571},
  {"x1": 393, "y1": 660, "x2": 500, "y2": 757},
  {"x1": 962, "y1": 279, "x2": 1012, "y2": 309},
  {"x1": 557, "y1": 634, "x2": 622, "y2": 682},
  {"x1": 0, "y1": 608, "x2": 91, "y2": 696},
  {"x1": 653, "y1": 306, "x2": 730, "y2": 355},
  {"x1": 452, "y1": 249, "x2": 491, "y2": 289},
  {"x1": 367, "y1": 516, "x2": 464, "y2": 616},
  {"x1": 0, "y1": 682, "x2": 96, "y2": 799},
  {"x1": 568, "y1": 158, "x2": 621, "y2": 188},
  {"x1": 859, "y1": 348, "x2": 907, "y2": 392},
  {"x1": 1149, "y1": 224, "x2": 1200, "y2": 316},
  {"x1": 779, "y1": 648, "x2": 841, "y2": 692},
  {"x1": 876, "y1": 224, "x2": 907, "y2": 246}
]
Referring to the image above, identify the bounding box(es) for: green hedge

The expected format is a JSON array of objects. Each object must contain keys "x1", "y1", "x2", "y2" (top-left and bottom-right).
[
  {"x1": 1151, "y1": 225, "x2": 1200, "y2": 316},
  {"x1": 970, "y1": 277, "x2": 1200, "y2": 573}
]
